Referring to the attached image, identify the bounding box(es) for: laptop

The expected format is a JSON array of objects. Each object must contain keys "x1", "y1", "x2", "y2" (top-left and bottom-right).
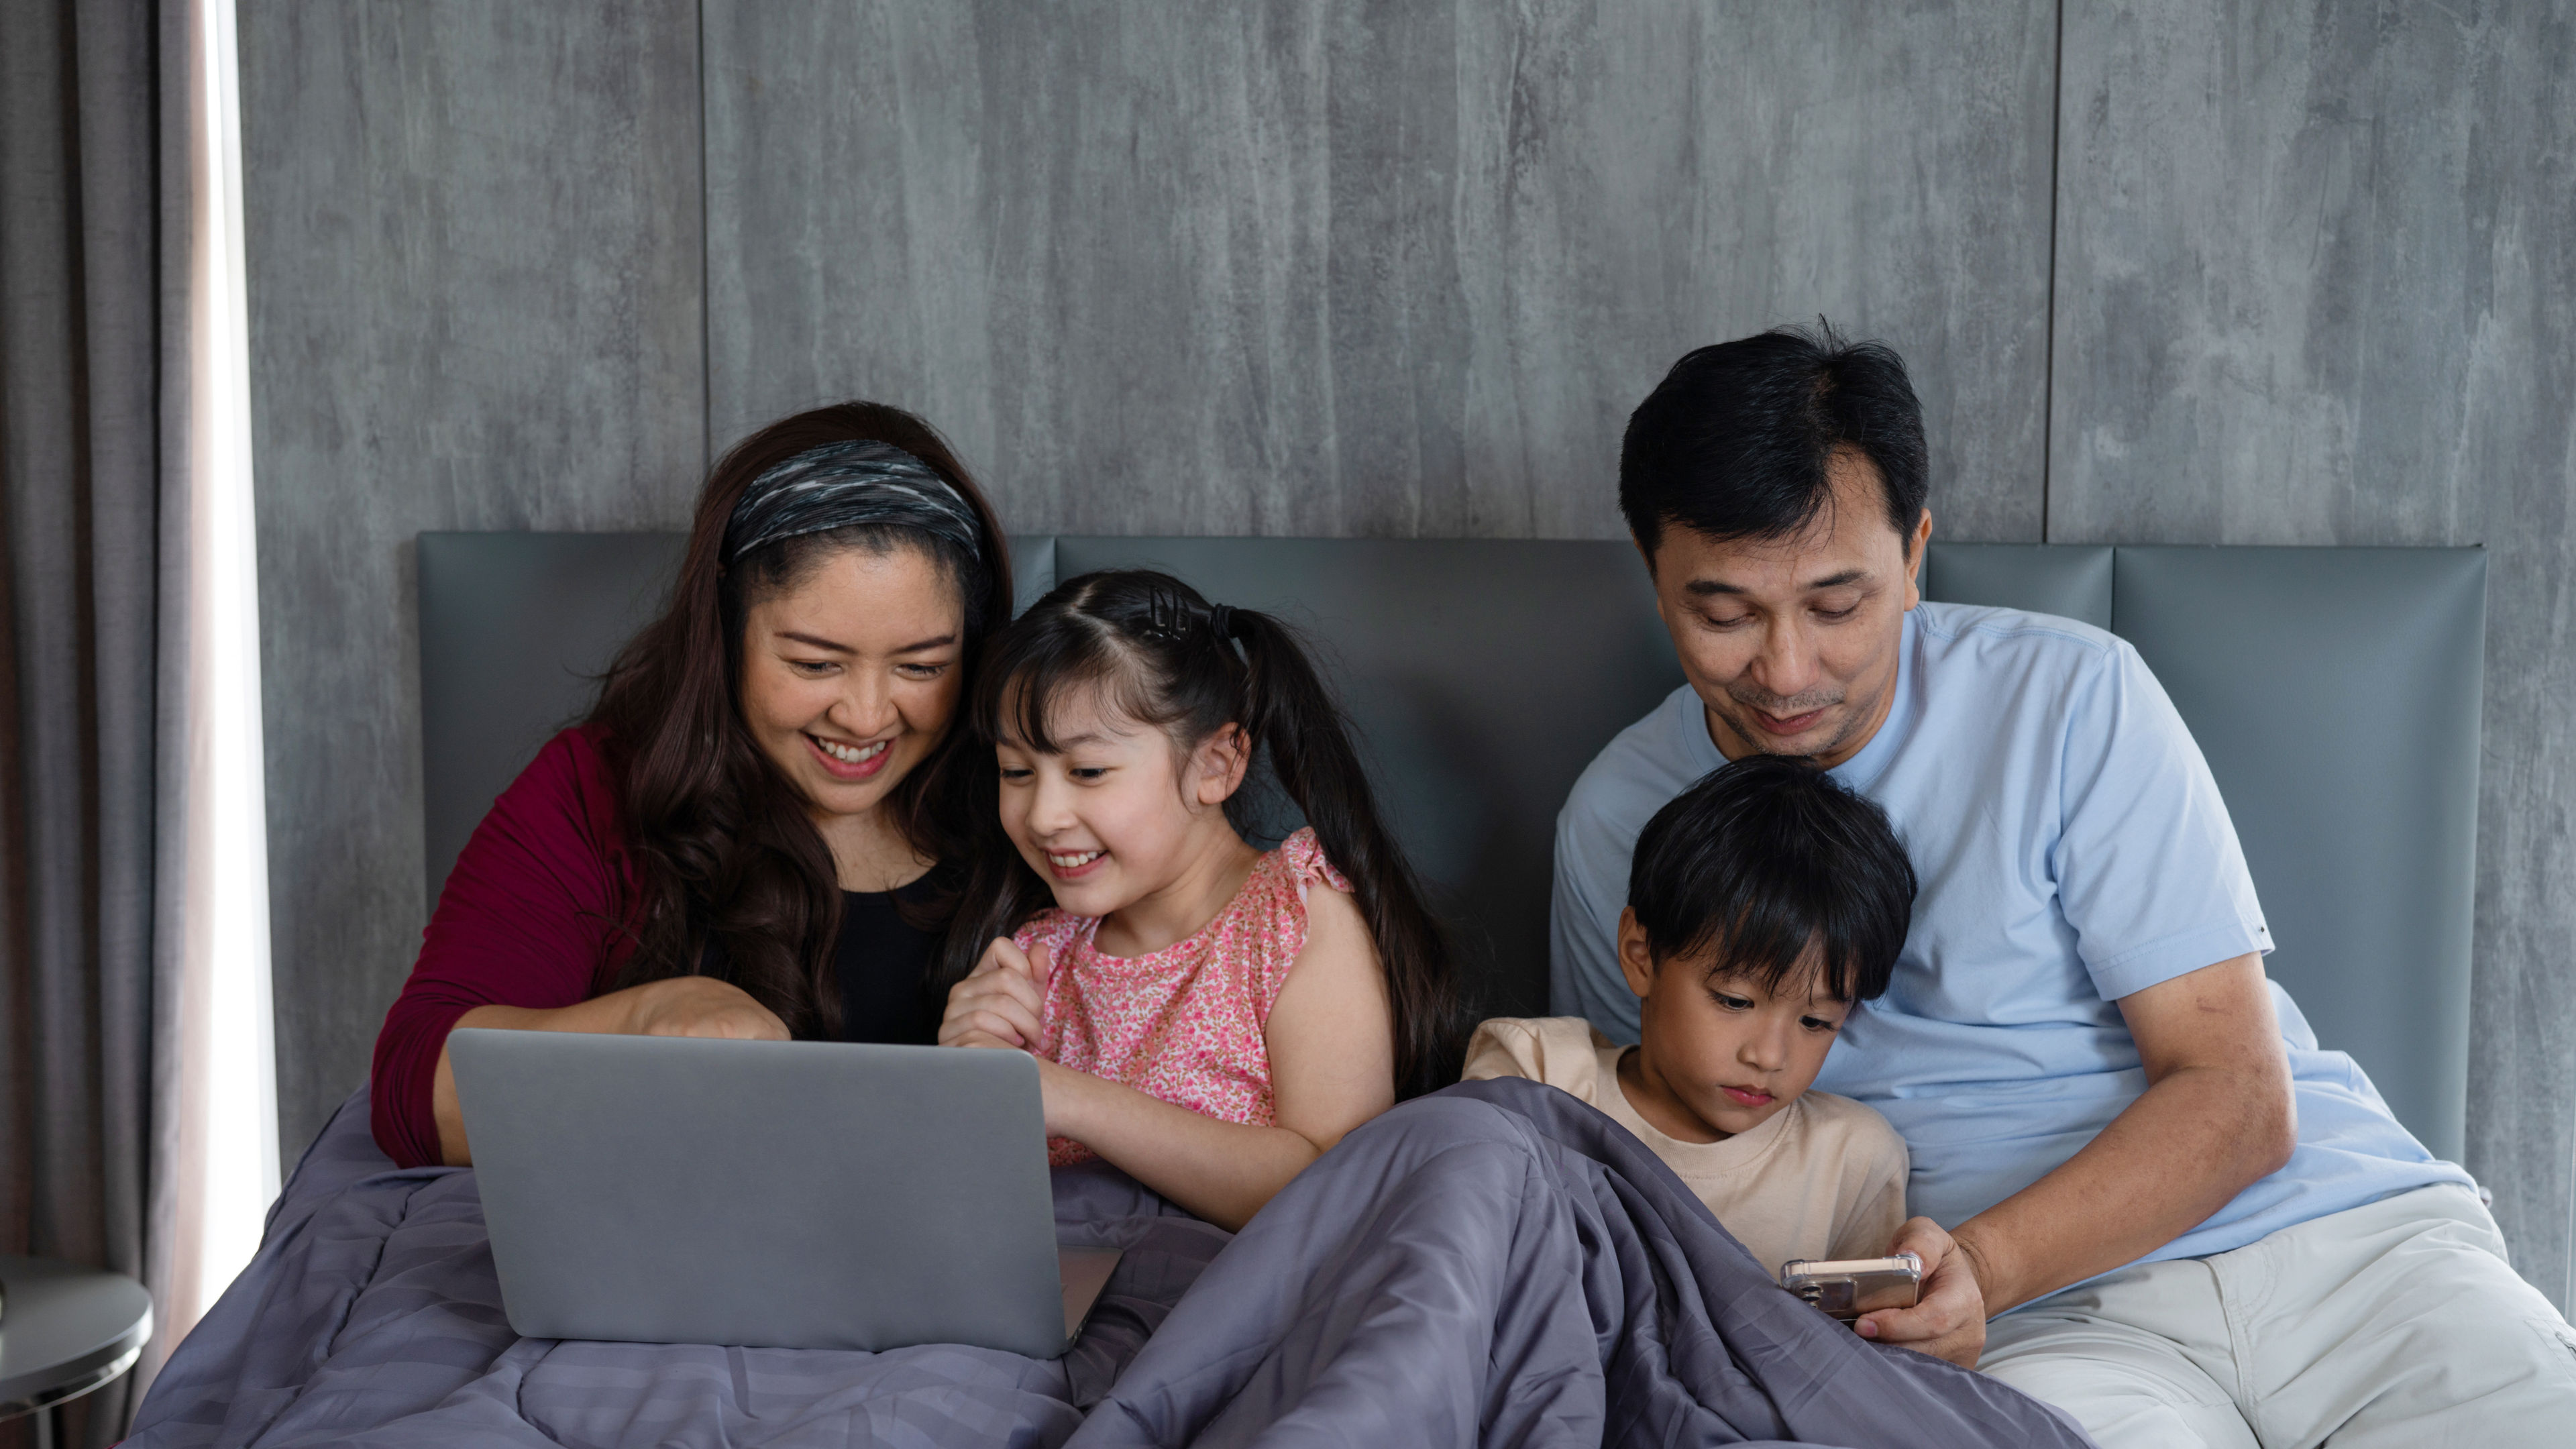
[{"x1": 447, "y1": 1029, "x2": 1121, "y2": 1357}]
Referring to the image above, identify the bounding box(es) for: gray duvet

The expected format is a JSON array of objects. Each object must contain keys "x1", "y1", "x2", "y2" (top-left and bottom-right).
[{"x1": 130, "y1": 1077, "x2": 2090, "y2": 1448}]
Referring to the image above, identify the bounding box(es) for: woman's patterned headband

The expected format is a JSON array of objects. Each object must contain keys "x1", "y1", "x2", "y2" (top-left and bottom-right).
[{"x1": 721, "y1": 440, "x2": 985, "y2": 568}]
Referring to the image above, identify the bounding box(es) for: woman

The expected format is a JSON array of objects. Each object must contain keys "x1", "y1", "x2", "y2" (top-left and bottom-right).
[{"x1": 369, "y1": 402, "x2": 1014, "y2": 1168}]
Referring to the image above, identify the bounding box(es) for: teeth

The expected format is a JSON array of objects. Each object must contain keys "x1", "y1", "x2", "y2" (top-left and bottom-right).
[
  {"x1": 1047, "y1": 849, "x2": 1103, "y2": 869},
  {"x1": 816, "y1": 737, "x2": 888, "y2": 765}
]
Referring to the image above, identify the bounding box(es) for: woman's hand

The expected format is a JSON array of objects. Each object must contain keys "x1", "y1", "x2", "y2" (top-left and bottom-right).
[
  {"x1": 1855, "y1": 1216, "x2": 1988, "y2": 1367},
  {"x1": 938, "y1": 938, "x2": 1053, "y2": 1051},
  {"x1": 430, "y1": 976, "x2": 787, "y2": 1165},
  {"x1": 622, "y1": 975, "x2": 791, "y2": 1040}
]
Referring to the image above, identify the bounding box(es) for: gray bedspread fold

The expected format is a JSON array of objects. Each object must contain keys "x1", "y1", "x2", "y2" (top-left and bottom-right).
[{"x1": 130, "y1": 1078, "x2": 2090, "y2": 1448}]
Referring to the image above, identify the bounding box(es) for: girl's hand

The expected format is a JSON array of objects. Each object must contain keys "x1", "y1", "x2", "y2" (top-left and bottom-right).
[
  {"x1": 625, "y1": 975, "x2": 791, "y2": 1041},
  {"x1": 939, "y1": 938, "x2": 1053, "y2": 1051}
]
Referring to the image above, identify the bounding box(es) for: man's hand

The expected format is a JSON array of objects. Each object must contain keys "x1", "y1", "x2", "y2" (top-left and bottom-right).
[
  {"x1": 1856, "y1": 1216, "x2": 1987, "y2": 1368},
  {"x1": 938, "y1": 938, "x2": 1053, "y2": 1051},
  {"x1": 625, "y1": 975, "x2": 791, "y2": 1040}
]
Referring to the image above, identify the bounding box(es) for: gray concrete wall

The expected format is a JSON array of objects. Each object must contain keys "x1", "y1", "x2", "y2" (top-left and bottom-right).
[
  {"x1": 703, "y1": 1, "x2": 2058, "y2": 542},
  {"x1": 243, "y1": 1, "x2": 2576, "y2": 1305},
  {"x1": 2049, "y1": 0, "x2": 2576, "y2": 1307},
  {"x1": 238, "y1": 3, "x2": 705, "y2": 1150}
]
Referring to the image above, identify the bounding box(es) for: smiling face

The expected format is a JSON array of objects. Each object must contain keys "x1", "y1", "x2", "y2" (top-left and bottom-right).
[
  {"x1": 992, "y1": 684, "x2": 1252, "y2": 932},
  {"x1": 737, "y1": 543, "x2": 965, "y2": 831},
  {"x1": 1644, "y1": 451, "x2": 1931, "y2": 769},
  {"x1": 1614, "y1": 907, "x2": 1851, "y2": 1142}
]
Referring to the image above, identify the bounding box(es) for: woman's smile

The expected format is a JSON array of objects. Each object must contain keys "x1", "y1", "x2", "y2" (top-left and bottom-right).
[{"x1": 804, "y1": 731, "x2": 894, "y2": 780}]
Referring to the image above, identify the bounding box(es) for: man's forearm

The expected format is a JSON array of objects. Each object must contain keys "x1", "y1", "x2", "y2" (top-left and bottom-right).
[{"x1": 1952, "y1": 1057, "x2": 2295, "y2": 1313}]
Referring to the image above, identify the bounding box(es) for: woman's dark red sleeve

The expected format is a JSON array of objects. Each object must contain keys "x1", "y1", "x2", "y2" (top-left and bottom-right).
[{"x1": 369, "y1": 728, "x2": 637, "y2": 1167}]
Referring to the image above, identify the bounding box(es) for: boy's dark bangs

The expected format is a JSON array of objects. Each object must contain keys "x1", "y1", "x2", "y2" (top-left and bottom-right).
[{"x1": 1679, "y1": 879, "x2": 1866, "y2": 1003}]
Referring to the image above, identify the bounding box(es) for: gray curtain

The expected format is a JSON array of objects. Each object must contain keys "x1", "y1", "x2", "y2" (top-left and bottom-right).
[{"x1": 0, "y1": 0, "x2": 191, "y2": 1444}]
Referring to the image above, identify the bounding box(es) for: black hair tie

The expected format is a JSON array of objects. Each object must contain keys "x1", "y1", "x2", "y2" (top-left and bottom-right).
[{"x1": 1208, "y1": 603, "x2": 1238, "y2": 641}]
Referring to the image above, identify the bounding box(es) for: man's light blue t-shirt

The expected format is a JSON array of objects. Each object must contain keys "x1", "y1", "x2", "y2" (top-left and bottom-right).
[{"x1": 1550, "y1": 601, "x2": 2468, "y2": 1265}]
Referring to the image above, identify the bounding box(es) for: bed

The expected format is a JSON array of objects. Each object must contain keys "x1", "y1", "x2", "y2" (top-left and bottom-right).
[{"x1": 127, "y1": 535, "x2": 2485, "y2": 1446}]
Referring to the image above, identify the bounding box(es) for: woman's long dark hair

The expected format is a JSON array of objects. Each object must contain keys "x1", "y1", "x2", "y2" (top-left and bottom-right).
[
  {"x1": 950, "y1": 570, "x2": 1466, "y2": 1097},
  {"x1": 587, "y1": 402, "x2": 1013, "y2": 1038}
]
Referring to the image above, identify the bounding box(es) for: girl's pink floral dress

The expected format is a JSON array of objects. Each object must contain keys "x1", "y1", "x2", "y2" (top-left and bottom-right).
[{"x1": 1014, "y1": 827, "x2": 1352, "y2": 1165}]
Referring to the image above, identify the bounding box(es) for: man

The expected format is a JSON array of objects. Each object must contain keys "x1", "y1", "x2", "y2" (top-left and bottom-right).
[{"x1": 1551, "y1": 325, "x2": 2576, "y2": 1446}]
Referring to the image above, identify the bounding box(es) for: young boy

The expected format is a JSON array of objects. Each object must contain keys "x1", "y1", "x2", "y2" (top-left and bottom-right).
[{"x1": 1465, "y1": 754, "x2": 1915, "y2": 1277}]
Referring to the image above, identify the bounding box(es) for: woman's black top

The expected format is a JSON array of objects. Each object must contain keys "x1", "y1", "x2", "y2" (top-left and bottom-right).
[{"x1": 835, "y1": 870, "x2": 950, "y2": 1044}]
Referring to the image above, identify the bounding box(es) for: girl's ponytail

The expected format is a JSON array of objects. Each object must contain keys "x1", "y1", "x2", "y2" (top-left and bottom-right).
[
  {"x1": 1223, "y1": 608, "x2": 1466, "y2": 1096},
  {"x1": 957, "y1": 571, "x2": 1468, "y2": 1095}
]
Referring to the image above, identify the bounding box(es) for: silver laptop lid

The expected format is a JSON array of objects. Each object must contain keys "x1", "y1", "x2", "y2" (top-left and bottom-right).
[{"x1": 449, "y1": 1030, "x2": 1071, "y2": 1356}]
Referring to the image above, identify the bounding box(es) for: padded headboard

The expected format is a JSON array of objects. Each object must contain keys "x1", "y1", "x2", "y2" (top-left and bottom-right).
[{"x1": 418, "y1": 535, "x2": 2484, "y2": 1161}]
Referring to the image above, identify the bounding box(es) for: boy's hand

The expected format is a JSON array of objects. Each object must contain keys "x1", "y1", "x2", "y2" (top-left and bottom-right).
[
  {"x1": 1855, "y1": 1216, "x2": 1987, "y2": 1367},
  {"x1": 938, "y1": 938, "x2": 1053, "y2": 1051}
]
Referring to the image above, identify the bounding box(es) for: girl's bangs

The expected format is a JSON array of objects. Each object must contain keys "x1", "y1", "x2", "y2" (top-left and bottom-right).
[{"x1": 979, "y1": 628, "x2": 1169, "y2": 756}]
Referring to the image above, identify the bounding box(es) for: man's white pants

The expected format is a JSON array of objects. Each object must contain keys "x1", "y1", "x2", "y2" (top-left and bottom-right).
[{"x1": 1980, "y1": 1184, "x2": 2576, "y2": 1447}]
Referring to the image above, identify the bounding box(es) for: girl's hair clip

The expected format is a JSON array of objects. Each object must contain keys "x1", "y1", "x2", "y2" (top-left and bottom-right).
[{"x1": 1137, "y1": 590, "x2": 1193, "y2": 642}]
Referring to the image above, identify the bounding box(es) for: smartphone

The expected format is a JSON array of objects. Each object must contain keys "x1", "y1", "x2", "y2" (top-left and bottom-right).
[{"x1": 1778, "y1": 1252, "x2": 1923, "y2": 1321}]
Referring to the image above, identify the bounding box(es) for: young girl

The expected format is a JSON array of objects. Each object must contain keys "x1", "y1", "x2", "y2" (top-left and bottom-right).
[{"x1": 938, "y1": 570, "x2": 1462, "y2": 1228}]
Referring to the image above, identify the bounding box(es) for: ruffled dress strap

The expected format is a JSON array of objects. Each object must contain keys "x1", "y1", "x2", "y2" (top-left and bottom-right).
[
  {"x1": 1269, "y1": 826, "x2": 1352, "y2": 902},
  {"x1": 1241, "y1": 828, "x2": 1350, "y2": 1011}
]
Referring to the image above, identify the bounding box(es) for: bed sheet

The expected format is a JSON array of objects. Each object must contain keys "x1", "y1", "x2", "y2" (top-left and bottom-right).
[{"x1": 130, "y1": 1079, "x2": 2091, "y2": 1448}]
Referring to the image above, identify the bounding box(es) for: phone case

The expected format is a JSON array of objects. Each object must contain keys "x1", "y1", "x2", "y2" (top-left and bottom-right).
[{"x1": 1778, "y1": 1252, "x2": 1923, "y2": 1320}]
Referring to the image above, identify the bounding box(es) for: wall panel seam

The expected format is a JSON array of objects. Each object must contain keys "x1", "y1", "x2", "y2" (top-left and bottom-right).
[
  {"x1": 696, "y1": 0, "x2": 712, "y2": 474},
  {"x1": 2039, "y1": 0, "x2": 2064, "y2": 545}
]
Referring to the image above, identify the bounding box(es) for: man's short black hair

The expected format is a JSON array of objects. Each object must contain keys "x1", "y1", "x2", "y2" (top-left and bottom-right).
[
  {"x1": 1619, "y1": 321, "x2": 1929, "y2": 557},
  {"x1": 1627, "y1": 754, "x2": 1915, "y2": 1002}
]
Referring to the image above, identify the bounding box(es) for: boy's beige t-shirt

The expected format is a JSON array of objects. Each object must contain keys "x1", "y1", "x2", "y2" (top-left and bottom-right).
[{"x1": 1462, "y1": 1016, "x2": 1909, "y2": 1277}]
